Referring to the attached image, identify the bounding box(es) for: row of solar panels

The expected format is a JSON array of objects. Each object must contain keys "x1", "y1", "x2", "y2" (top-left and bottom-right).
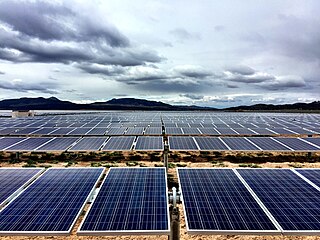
[
  {"x1": 168, "y1": 136, "x2": 320, "y2": 152},
  {"x1": 3, "y1": 167, "x2": 320, "y2": 236},
  {"x1": 165, "y1": 127, "x2": 319, "y2": 135},
  {"x1": 0, "y1": 167, "x2": 169, "y2": 236},
  {"x1": 0, "y1": 126, "x2": 319, "y2": 138},
  {"x1": 178, "y1": 168, "x2": 320, "y2": 235},
  {"x1": 1, "y1": 136, "x2": 320, "y2": 152},
  {"x1": 0, "y1": 126, "x2": 163, "y2": 136},
  {"x1": 0, "y1": 136, "x2": 163, "y2": 151}
]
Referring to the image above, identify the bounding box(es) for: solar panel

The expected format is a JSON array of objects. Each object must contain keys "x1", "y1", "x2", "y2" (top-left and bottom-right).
[
  {"x1": 168, "y1": 136, "x2": 198, "y2": 150},
  {"x1": 135, "y1": 136, "x2": 163, "y2": 150},
  {"x1": 270, "y1": 128, "x2": 297, "y2": 135},
  {"x1": 0, "y1": 128, "x2": 19, "y2": 135},
  {"x1": 106, "y1": 127, "x2": 126, "y2": 135},
  {"x1": 250, "y1": 128, "x2": 277, "y2": 135},
  {"x1": 125, "y1": 127, "x2": 144, "y2": 135},
  {"x1": 31, "y1": 128, "x2": 57, "y2": 135},
  {"x1": 165, "y1": 127, "x2": 183, "y2": 135},
  {"x1": 0, "y1": 168, "x2": 104, "y2": 236},
  {"x1": 198, "y1": 128, "x2": 220, "y2": 135},
  {"x1": 194, "y1": 137, "x2": 229, "y2": 150},
  {"x1": 6, "y1": 137, "x2": 52, "y2": 151},
  {"x1": 102, "y1": 136, "x2": 135, "y2": 151},
  {"x1": 246, "y1": 137, "x2": 292, "y2": 151},
  {"x1": 0, "y1": 137, "x2": 26, "y2": 150},
  {"x1": 215, "y1": 128, "x2": 239, "y2": 135},
  {"x1": 11, "y1": 128, "x2": 40, "y2": 135},
  {"x1": 177, "y1": 168, "x2": 279, "y2": 234},
  {"x1": 36, "y1": 137, "x2": 79, "y2": 151},
  {"x1": 69, "y1": 137, "x2": 108, "y2": 151},
  {"x1": 237, "y1": 169, "x2": 320, "y2": 235},
  {"x1": 144, "y1": 127, "x2": 162, "y2": 135},
  {"x1": 295, "y1": 169, "x2": 320, "y2": 188},
  {"x1": 49, "y1": 128, "x2": 75, "y2": 135},
  {"x1": 233, "y1": 128, "x2": 257, "y2": 135},
  {"x1": 67, "y1": 127, "x2": 92, "y2": 135},
  {"x1": 302, "y1": 138, "x2": 320, "y2": 148},
  {"x1": 86, "y1": 127, "x2": 107, "y2": 135},
  {"x1": 181, "y1": 128, "x2": 201, "y2": 135},
  {"x1": 273, "y1": 138, "x2": 320, "y2": 151},
  {"x1": 286, "y1": 128, "x2": 316, "y2": 135},
  {"x1": 78, "y1": 167, "x2": 170, "y2": 235},
  {"x1": 221, "y1": 138, "x2": 259, "y2": 151},
  {"x1": 0, "y1": 168, "x2": 44, "y2": 208}
]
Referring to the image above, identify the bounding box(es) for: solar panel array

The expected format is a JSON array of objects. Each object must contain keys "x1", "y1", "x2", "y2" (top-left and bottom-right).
[
  {"x1": 178, "y1": 168, "x2": 320, "y2": 235},
  {"x1": 169, "y1": 137, "x2": 320, "y2": 151},
  {"x1": 78, "y1": 168, "x2": 170, "y2": 235},
  {"x1": 0, "y1": 168, "x2": 43, "y2": 208},
  {"x1": 178, "y1": 168, "x2": 279, "y2": 234},
  {"x1": 0, "y1": 112, "x2": 319, "y2": 138},
  {"x1": 0, "y1": 168, "x2": 104, "y2": 236},
  {"x1": 237, "y1": 169, "x2": 320, "y2": 235},
  {"x1": 0, "y1": 112, "x2": 319, "y2": 152}
]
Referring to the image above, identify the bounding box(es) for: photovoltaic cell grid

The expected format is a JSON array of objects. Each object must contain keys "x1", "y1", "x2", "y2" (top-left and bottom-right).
[
  {"x1": 6, "y1": 137, "x2": 52, "y2": 151},
  {"x1": 194, "y1": 137, "x2": 229, "y2": 150},
  {"x1": 168, "y1": 136, "x2": 198, "y2": 150},
  {"x1": 296, "y1": 169, "x2": 320, "y2": 188},
  {"x1": 135, "y1": 136, "x2": 163, "y2": 150},
  {"x1": 273, "y1": 138, "x2": 320, "y2": 151},
  {"x1": 69, "y1": 137, "x2": 107, "y2": 151},
  {"x1": 78, "y1": 168, "x2": 170, "y2": 235},
  {"x1": 0, "y1": 168, "x2": 43, "y2": 207},
  {"x1": 36, "y1": 137, "x2": 79, "y2": 151},
  {"x1": 0, "y1": 137, "x2": 26, "y2": 150},
  {"x1": 102, "y1": 136, "x2": 135, "y2": 151},
  {"x1": 246, "y1": 137, "x2": 291, "y2": 151},
  {"x1": 221, "y1": 138, "x2": 259, "y2": 151},
  {"x1": 0, "y1": 168, "x2": 104, "y2": 235},
  {"x1": 237, "y1": 169, "x2": 320, "y2": 234},
  {"x1": 177, "y1": 169, "x2": 279, "y2": 234}
]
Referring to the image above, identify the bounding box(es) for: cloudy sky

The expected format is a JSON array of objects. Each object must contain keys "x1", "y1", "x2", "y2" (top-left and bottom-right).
[{"x1": 0, "y1": 0, "x2": 319, "y2": 108}]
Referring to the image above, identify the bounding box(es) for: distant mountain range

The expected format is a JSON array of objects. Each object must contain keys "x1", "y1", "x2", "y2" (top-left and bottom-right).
[
  {"x1": 0, "y1": 97, "x2": 214, "y2": 111},
  {"x1": 0, "y1": 97, "x2": 319, "y2": 111}
]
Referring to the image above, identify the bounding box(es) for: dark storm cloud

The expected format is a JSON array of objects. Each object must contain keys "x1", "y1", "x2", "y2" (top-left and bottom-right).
[
  {"x1": 77, "y1": 64, "x2": 126, "y2": 76},
  {"x1": 0, "y1": 0, "x2": 129, "y2": 47},
  {"x1": 0, "y1": 80, "x2": 58, "y2": 94},
  {"x1": 173, "y1": 65, "x2": 212, "y2": 78},
  {"x1": 258, "y1": 76, "x2": 306, "y2": 90},
  {"x1": 0, "y1": 0, "x2": 162, "y2": 66}
]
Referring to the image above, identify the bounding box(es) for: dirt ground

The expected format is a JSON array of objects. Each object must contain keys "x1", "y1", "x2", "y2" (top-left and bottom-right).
[{"x1": 1, "y1": 153, "x2": 320, "y2": 240}]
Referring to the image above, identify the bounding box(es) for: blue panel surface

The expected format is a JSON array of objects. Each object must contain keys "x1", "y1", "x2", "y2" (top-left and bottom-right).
[
  {"x1": 0, "y1": 138, "x2": 26, "y2": 150},
  {"x1": 78, "y1": 168, "x2": 169, "y2": 235},
  {"x1": 296, "y1": 169, "x2": 320, "y2": 187},
  {"x1": 178, "y1": 169, "x2": 278, "y2": 234},
  {"x1": 135, "y1": 136, "x2": 163, "y2": 150},
  {"x1": 0, "y1": 168, "x2": 43, "y2": 207},
  {"x1": 36, "y1": 137, "x2": 79, "y2": 151},
  {"x1": 221, "y1": 137, "x2": 259, "y2": 151},
  {"x1": 0, "y1": 168, "x2": 104, "y2": 235},
  {"x1": 69, "y1": 137, "x2": 107, "y2": 151},
  {"x1": 102, "y1": 136, "x2": 134, "y2": 151},
  {"x1": 194, "y1": 137, "x2": 229, "y2": 150},
  {"x1": 168, "y1": 136, "x2": 198, "y2": 150},
  {"x1": 237, "y1": 169, "x2": 320, "y2": 233}
]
